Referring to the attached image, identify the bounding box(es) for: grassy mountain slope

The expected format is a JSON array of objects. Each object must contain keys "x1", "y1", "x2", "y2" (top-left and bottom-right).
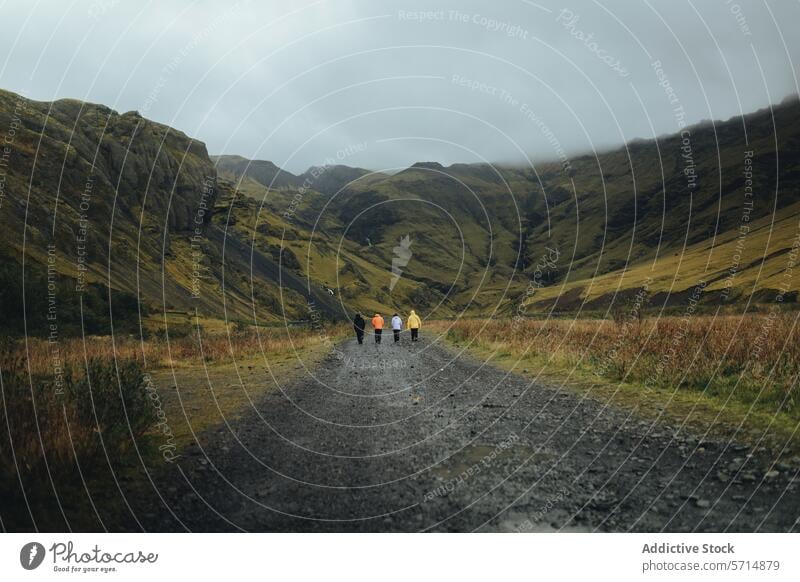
[
  {"x1": 4, "y1": 85, "x2": 798, "y2": 335},
  {"x1": 0, "y1": 89, "x2": 337, "y2": 337},
  {"x1": 519, "y1": 97, "x2": 800, "y2": 311},
  {"x1": 223, "y1": 98, "x2": 800, "y2": 317}
]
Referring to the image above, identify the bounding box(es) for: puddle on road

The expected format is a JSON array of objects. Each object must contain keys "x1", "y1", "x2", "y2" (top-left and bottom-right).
[
  {"x1": 496, "y1": 514, "x2": 594, "y2": 532},
  {"x1": 496, "y1": 507, "x2": 595, "y2": 532},
  {"x1": 430, "y1": 444, "x2": 549, "y2": 480}
]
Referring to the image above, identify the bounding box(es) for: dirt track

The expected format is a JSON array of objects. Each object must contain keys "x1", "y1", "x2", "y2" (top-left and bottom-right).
[{"x1": 137, "y1": 335, "x2": 800, "y2": 532}]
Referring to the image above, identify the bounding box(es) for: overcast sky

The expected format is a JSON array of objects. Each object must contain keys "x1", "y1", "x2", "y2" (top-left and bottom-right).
[{"x1": 1, "y1": 0, "x2": 798, "y2": 173}]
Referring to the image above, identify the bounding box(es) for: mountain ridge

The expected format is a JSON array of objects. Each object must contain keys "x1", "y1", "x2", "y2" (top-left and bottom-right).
[{"x1": 3, "y1": 86, "x2": 800, "y2": 339}]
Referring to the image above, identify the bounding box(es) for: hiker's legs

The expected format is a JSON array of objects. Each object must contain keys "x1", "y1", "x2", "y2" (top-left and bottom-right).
[
  {"x1": 393, "y1": 329, "x2": 400, "y2": 343},
  {"x1": 356, "y1": 332, "x2": 363, "y2": 344},
  {"x1": 411, "y1": 328, "x2": 418, "y2": 341},
  {"x1": 375, "y1": 329, "x2": 382, "y2": 344}
]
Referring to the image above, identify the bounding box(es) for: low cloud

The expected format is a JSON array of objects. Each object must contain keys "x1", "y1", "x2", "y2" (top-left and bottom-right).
[{"x1": 1, "y1": 0, "x2": 797, "y2": 173}]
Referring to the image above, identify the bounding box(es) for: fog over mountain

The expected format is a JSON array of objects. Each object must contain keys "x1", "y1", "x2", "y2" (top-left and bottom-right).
[{"x1": 1, "y1": 0, "x2": 798, "y2": 173}]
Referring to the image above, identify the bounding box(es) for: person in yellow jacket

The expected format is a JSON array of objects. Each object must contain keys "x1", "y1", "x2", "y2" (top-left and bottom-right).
[
  {"x1": 407, "y1": 310, "x2": 421, "y2": 342},
  {"x1": 371, "y1": 313, "x2": 384, "y2": 344}
]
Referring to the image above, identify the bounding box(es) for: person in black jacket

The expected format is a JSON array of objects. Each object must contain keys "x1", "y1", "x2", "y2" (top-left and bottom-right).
[{"x1": 353, "y1": 313, "x2": 365, "y2": 344}]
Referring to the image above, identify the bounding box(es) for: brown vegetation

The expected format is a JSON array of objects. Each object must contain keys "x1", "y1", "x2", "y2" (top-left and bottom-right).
[
  {"x1": 437, "y1": 313, "x2": 800, "y2": 419},
  {"x1": 0, "y1": 324, "x2": 343, "y2": 529}
]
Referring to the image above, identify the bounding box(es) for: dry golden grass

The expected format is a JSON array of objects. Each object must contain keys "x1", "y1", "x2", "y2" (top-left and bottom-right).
[
  {"x1": 0, "y1": 351, "x2": 153, "y2": 484},
  {"x1": 0, "y1": 323, "x2": 346, "y2": 528},
  {"x1": 14, "y1": 324, "x2": 342, "y2": 375},
  {"x1": 141, "y1": 324, "x2": 348, "y2": 448},
  {"x1": 441, "y1": 315, "x2": 798, "y2": 384},
  {"x1": 434, "y1": 313, "x2": 800, "y2": 450}
]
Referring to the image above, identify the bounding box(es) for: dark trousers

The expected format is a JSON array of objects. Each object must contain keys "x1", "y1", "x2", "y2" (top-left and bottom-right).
[
  {"x1": 411, "y1": 328, "x2": 419, "y2": 341},
  {"x1": 356, "y1": 332, "x2": 364, "y2": 344},
  {"x1": 375, "y1": 329, "x2": 382, "y2": 344},
  {"x1": 393, "y1": 329, "x2": 400, "y2": 343}
]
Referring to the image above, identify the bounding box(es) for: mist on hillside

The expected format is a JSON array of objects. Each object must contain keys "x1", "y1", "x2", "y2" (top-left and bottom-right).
[{"x1": 1, "y1": 1, "x2": 798, "y2": 172}]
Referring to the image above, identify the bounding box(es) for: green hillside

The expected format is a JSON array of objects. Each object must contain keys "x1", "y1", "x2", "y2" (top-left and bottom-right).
[
  {"x1": 226, "y1": 97, "x2": 800, "y2": 317},
  {"x1": 0, "y1": 89, "x2": 339, "y2": 337},
  {"x1": 517, "y1": 96, "x2": 800, "y2": 311},
  {"x1": 219, "y1": 100, "x2": 800, "y2": 317},
  {"x1": 3, "y1": 85, "x2": 799, "y2": 337}
]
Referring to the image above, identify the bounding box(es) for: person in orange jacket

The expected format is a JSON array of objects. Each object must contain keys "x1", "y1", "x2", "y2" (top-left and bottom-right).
[{"x1": 371, "y1": 313, "x2": 384, "y2": 344}]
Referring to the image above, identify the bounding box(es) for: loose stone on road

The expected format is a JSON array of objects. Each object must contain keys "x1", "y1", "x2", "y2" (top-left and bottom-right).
[{"x1": 139, "y1": 337, "x2": 800, "y2": 532}]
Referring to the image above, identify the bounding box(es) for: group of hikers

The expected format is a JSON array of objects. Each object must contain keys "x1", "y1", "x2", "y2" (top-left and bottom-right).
[{"x1": 352, "y1": 310, "x2": 421, "y2": 344}]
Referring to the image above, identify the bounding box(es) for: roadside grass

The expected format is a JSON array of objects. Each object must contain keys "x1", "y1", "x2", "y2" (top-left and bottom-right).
[
  {"x1": 0, "y1": 348, "x2": 155, "y2": 530},
  {"x1": 144, "y1": 326, "x2": 345, "y2": 449},
  {"x1": 19, "y1": 323, "x2": 341, "y2": 371},
  {"x1": 0, "y1": 323, "x2": 345, "y2": 530},
  {"x1": 11, "y1": 323, "x2": 347, "y2": 446},
  {"x1": 432, "y1": 314, "x2": 800, "y2": 455}
]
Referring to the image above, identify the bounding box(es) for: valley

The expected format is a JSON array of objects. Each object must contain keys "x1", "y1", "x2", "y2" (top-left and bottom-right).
[
  {"x1": 2, "y1": 86, "x2": 800, "y2": 533},
  {"x1": 3, "y1": 88, "x2": 800, "y2": 340}
]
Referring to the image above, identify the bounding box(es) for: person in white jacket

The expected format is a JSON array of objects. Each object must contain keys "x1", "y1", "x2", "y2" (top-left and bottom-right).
[{"x1": 391, "y1": 313, "x2": 402, "y2": 343}]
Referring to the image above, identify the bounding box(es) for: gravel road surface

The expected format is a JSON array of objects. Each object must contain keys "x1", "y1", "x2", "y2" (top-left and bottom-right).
[{"x1": 137, "y1": 336, "x2": 800, "y2": 532}]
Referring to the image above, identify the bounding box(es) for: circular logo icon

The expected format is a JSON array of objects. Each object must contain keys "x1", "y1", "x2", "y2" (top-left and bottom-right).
[{"x1": 20, "y1": 542, "x2": 46, "y2": 570}]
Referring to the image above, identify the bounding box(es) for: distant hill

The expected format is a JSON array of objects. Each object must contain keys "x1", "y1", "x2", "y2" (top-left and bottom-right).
[
  {"x1": 211, "y1": 154, "x2": 302, "y2": 190},
  {"x1": 2, "y1": 86, "x2": 799, "y2": 337},
  {"x1": 213, "y1": 155, "x2": 375, "y2": 197},
  {"x1": 227, "y1": 97, "x2": 800, "y2": 316},
  {"x1": 297, "y1": 164, "x2": 373, "y2": 196}
]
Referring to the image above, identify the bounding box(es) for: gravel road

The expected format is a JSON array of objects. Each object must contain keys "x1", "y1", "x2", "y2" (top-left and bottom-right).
[{"x1": 138, "y1": 335, "x2": 800, "y2": 532}]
